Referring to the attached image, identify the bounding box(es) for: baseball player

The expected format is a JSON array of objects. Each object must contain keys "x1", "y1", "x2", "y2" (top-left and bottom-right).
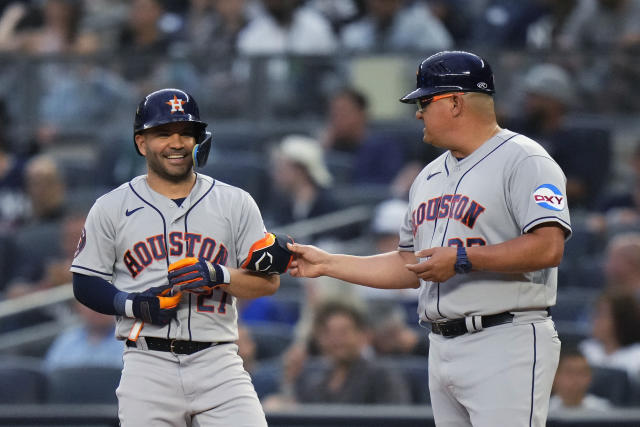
[
  {"x1": 287, "y1": 51, "x2": 571, "y2": 426},
  {"x1": 71, "y1": 88, "x2": 291, "y2": 426}
]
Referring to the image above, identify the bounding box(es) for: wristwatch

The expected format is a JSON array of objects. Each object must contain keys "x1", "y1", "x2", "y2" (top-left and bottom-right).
[{"x1": 454, "y1": 246, "x2": 472, "y2": 274}]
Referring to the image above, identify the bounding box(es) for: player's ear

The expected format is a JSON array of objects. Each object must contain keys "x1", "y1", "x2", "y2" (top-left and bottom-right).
[
  {"x1": 450, "y1": 93, "x2": 464, "y2": 117},
  {"x1": 135, "y1": 134, "x2": 147, "y2": 156}
]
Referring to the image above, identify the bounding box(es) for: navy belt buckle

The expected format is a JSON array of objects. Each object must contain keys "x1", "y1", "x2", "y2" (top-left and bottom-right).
[{"x1": 169, "y1": 339, "x2": 177, "y2": 355}]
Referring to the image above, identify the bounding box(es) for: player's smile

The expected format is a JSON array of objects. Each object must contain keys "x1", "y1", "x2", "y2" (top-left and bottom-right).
[{"x1": 164, "y1": 152, "x2": 190, "y2": 166}]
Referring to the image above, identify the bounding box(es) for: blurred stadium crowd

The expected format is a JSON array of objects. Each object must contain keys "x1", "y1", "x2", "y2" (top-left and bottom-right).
[{"x1": 0, "y1": 0, "x2": 640, "y2": 420}]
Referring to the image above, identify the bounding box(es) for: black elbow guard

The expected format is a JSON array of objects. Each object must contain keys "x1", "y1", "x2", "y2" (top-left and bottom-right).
[{"x1": 241, "y1": 233, "x2": 293, "y2": 274}]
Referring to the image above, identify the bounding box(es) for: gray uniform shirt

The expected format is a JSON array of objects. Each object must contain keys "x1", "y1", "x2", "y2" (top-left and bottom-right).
[
  {"x1": 71, "y1": 174, "x2": 266, "y2": 342},
  {"x1": 398, "y1": 129, "x2": 572, "y2": 321}
]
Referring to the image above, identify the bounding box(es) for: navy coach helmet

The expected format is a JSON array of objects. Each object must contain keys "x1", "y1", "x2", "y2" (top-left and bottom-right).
[
  {"x1": 133, "y1": 88, "x2": 212, "y2": 167},
  {"x1": 400, "y1": 51, "x2": 495, "y2": 103}
]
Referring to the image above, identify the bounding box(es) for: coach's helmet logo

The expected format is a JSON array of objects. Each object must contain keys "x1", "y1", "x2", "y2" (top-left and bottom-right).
[
  {"x1": 166, "y1": 95, "x2": 186, "y2": 113},
  {"x1": 477, "y1": 82, "x2": 488, "y2": 89}
]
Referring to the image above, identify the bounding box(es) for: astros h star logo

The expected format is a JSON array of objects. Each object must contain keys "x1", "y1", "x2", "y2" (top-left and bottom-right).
[{"x1": 166, "y1": 95, "x2": 186, "y2": 113}]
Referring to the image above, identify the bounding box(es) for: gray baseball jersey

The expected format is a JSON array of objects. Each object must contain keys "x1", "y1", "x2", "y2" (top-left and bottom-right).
[
  {"x1": 398, "y1": 128, "x2": 572, "y2": 321},
  {"x1": 71, "y1": 173, "x2": 266, "y2": 342}
]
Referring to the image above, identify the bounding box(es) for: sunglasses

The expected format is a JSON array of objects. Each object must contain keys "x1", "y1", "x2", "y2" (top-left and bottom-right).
[{"x1": 416, "y1": 92, "x2": 465, "y2": 113}]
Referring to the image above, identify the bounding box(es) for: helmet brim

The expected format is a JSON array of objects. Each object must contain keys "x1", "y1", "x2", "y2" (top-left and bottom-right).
[
  {"x1": 400, "y1": 86, "x2": 494, "y2": 103},
  {"x1": 399, "y1": 86, "x2": 470, "y2": 103}
]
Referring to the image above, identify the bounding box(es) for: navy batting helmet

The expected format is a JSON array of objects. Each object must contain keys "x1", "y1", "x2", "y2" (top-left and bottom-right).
[
  {"x1": 133, "y1": 88, "x2": 212, "y2": 167},
  {"x1": 400, "y1": 51, "x2": 495, "y2": 103}
]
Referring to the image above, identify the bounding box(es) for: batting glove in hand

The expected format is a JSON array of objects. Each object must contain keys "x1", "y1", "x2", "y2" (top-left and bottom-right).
[
  {"x1": 168, "y1": 257, "x2": 230, "y2": 294},
  {"x1": 114, "y1": 284, "x2": 182, "y2": 326},
  {"x1": 241, "y1": 233, "x2": 293, "y2": 274}
]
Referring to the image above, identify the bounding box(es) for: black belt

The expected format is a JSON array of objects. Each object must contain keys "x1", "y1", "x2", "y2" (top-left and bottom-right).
[
  {"x1": 126, "y1": 337, "x2": 231, "y2": 355},
  {"x1": 430, "y1": 312, "x2": 514, "y2": 338}
]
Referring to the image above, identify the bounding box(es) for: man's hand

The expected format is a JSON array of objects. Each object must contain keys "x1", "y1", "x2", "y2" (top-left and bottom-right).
[
  {"x1": 406, "y1": 247, "x2": 458, "y2": 283},
  {"x1": 286, "y1": 242, "x2": 330, "y2": 278},
  {"x1": 114, "y1": 284, "x2": 182, "y2": 326},
  {"x1": 168, "y1": 257, "x2": 230, "y2": 294}
]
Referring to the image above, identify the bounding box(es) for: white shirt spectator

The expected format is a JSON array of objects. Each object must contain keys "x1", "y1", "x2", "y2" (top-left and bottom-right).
[
  {"x1": 549, "y1": 394, "x2": 612, "y2": 412},
  {"x1": 341, "y1": 1, "x2": 453, "y2": 52},
  {"x1": 237, "y1": 6, "x2": 336, "y2": 55},
  {"x1": 579, "y1": 338, "x2": 640, "y2": 382}
]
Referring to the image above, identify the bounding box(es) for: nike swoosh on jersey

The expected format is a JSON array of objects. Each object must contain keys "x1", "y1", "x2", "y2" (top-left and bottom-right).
[
  {"x1": 427, "y1": 172, "x2": 442, "y2": 180},
  {"x1": 125, "y1": 207, "x2": 144, "y2": 216}
]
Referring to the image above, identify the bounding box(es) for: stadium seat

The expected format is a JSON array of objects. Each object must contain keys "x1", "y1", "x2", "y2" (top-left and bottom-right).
[
  {"x1": 553, "y1": 288, "x2": 600, "y2": 324},
  {"x1": 200, "y1": 150, "x2": 270, "y2": 207},
  {"x1": 588, "y1": 366, "x2": 632, "y2": 407},
  {"x1": 247, "y1": 322, "x2": 295, "y2": 360},
  {"x1": 250, "y1": 357, "x2": 282, "y2": 400},
  {"x1": 0, "y1": 356, "x2": 47, "y2": 404},
  {"x1": 47, "y1": 366, "x2": 122, "y2": 404},
  {"x1": 380, "y1": 356, "x2": 430, "y2": 404}
]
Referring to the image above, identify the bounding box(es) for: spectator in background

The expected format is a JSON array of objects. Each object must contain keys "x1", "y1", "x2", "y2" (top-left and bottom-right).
[
  {"x1": 589, "y1": 143, "x2": 640, "y2": 238},
  {"x1": 294, "y1": 301, "x2": 411, "y2": 404},
  {"x1": 24, "y1": 154, "x2": 66, "y2": 225},
  {"x1": 368, "y1": 302, "x2": 427, "y2": 357},
  {"x1": 579, "y1": 291, "x2": 640, "y2": 382},
  {"x1": 44, "y1": 301, "x2": 122, "y2": 371},
  {"x1": 466, "y1": 0, "x2": 547, "y2": 48},
  {"x1": 321, "y1": 88, "x2": 406, "y2": 186},
  {"x1": 602, "y1": 233, "x2": 640, "y2": 295},
  {"x1": 115, "y1": 0, "x2": 173, "y2": 90},
  {"x1": 340, "y1": 0, "x2": 453, "y2": 52},
  {"x1": 0, "y1": 101, "x2": 29, "y2": 232},
  {"x1": 549, "y1": 343, "x2": 612, "y2": 412},
  {"x1": 182, "y1": 0, "x2": 254, "y2": 116},
  {"x1": 75, "y1": 0, "x2": 130, "y2": 52},
  {"x1": 427, "y1": 0, "x2": 475, "y2": 44},
  {"x1": 184, "y1": 0, "x2": 250, "y2": 57},
  {"x1": 506, "y1": 62, "x2": 611, "y2": 210},
  {"x1": 237, "y1": 0, "x2": 336, "y2": 55},
  {"x1": 265, "y1": 301, "x2": 411, "y2": 408},
  {"x1": 557, "y1": 0, "x2": 640, "y2": 51},
  {"x1": 40, "y1": 212, "x2": 86, "y2": 288},
  {"x1": 266, "y1": 135, "x2": 340, "y2": 237},
  {"x1": 3, "y1": 155, "x2": 68, "y2": 296},
  {"x1": 526, "y1": 0, "x2": 579, "y2": 49},
  {"x1": 236, "y1": 0, "x2": 337, "y2": 117},
  {"x1": 0, "y1": 0, "x2": 99, "y2": 54},
  {"x1": 306, "y1": 0, "x2": 360, "y2": 34},
  {"x1": 557, "y1": 0, "x2": 640, "y2": 112}
]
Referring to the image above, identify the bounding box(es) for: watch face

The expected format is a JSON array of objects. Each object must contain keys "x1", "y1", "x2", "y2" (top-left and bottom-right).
[{"x1": 455, "y1": 259, "x2": 472, "y2": 274}]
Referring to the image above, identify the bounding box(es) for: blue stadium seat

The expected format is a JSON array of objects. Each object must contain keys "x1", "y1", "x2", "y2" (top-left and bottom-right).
[
  {"x1": 0, "y1": 356, "x2": 47, "y2": 404},
  {"x1": 588, "y1": 366, "x2": 632, "y2": 407},
  {"x1": 250, "y1": 357, "x2": 282, "y2": 400},
  {"x1": 247, "y1": 322, "x2": 295, "y2": 360},
  {"x1": 379, "y1": 356, "x2": 430, "y2": 404},
  {"x1": 47, "y1": 366, "x2": 122, "y2": 404}
]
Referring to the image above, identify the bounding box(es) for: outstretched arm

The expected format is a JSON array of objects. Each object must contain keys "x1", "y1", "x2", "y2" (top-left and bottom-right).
[{"x1": 287, "y1": 243, "x2": 420, "y2": 290}]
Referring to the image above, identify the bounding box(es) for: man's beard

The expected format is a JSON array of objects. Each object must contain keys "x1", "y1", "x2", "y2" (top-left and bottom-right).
[{"x1": 147, "y1": 154, "x2": 193, "y2": 183}]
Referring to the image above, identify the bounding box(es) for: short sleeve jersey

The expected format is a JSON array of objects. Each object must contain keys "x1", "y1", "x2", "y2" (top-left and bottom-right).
[
  {"x1": 70, "y1": 174, "x2": 266, "y2": 342},
  {"x1": 398, "y1": 129, "x2": 572, "y2": 321}
]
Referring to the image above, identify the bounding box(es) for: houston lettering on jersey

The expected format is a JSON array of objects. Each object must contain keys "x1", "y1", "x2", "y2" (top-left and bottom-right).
[
  {"x1": 123, "y1": 232, "x2": 228, "y2": 278},
  {"x1": 411, "y1": 194, "x2": 486, "y2": 235}
]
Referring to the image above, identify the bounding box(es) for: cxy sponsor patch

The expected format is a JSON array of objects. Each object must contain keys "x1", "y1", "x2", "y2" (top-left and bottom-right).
[{"x1": 532, "y1": 184, "x2": 565, "y2": 211}]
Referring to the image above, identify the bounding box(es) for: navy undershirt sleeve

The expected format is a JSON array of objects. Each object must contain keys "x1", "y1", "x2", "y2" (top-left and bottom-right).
[{"x1": 73, "y1": 272, "x2": 120, "y2": 315}]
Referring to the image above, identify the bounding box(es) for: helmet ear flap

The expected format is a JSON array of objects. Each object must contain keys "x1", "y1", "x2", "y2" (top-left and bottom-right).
[{"x1": 193, "y1": 131, "x2": 212, "y2": 168}]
